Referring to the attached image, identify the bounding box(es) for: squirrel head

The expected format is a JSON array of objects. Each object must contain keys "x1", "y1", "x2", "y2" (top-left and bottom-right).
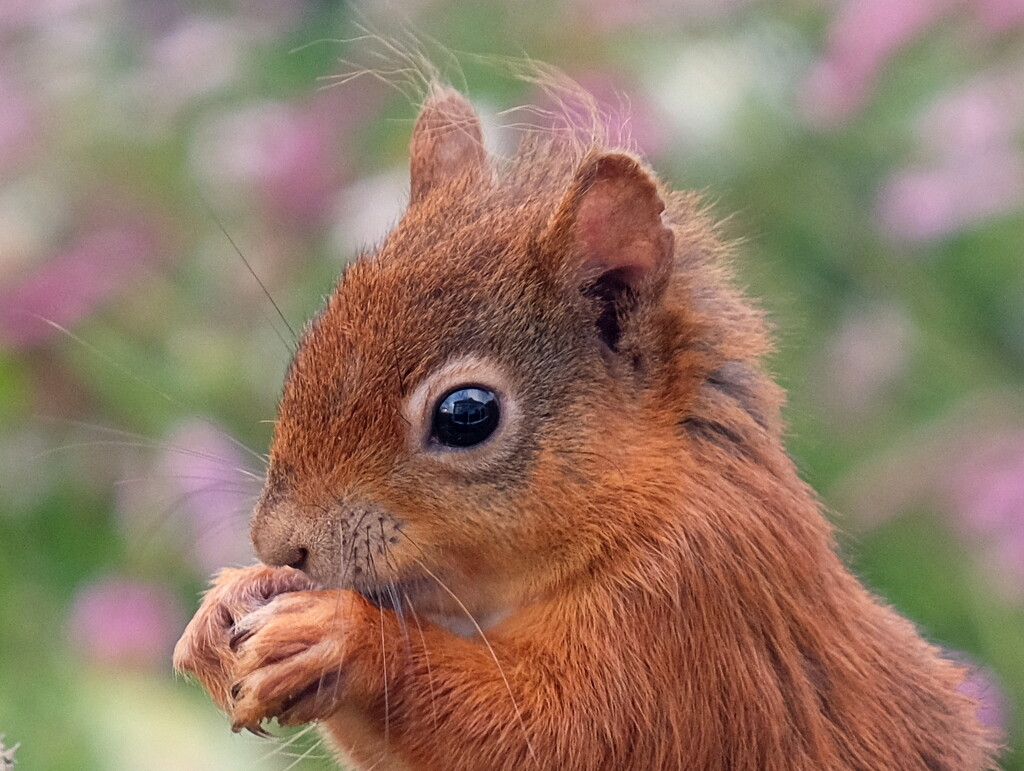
[{"x1": 251, "y1": 86, "x2": 777, "y2": 620}]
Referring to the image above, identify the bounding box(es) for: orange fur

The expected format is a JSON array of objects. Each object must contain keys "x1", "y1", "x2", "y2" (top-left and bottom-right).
[{"x1": 173, "y1": 86, "x2": 998, "y2": 770}]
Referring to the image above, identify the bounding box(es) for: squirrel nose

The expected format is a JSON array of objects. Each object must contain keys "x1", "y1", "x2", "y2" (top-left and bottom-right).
[
  {"x1": 251, "y1": 526, "x2": 309, "y2": 571},
  {"x1": 250, "y1": 498, "x2": 311, "y2": 571},
  {"x1": 280, "y1": 547, "x2": 309, "y2": 571}
]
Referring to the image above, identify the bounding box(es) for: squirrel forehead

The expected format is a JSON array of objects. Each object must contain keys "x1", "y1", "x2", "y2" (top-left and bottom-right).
[
  {"x1": 292, "y1": 178, "x2": 581, "y2": 377},
  {"x1": 278, "y1": 227, "x2": 575, "y2": 428}
]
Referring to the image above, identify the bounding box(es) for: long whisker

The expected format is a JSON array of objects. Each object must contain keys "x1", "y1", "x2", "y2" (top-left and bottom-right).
[
  {"x1": 33, "y1": 439, "x2": 266, "y2": 485},
  {"x1": 115, "y1": 483, "x2": 258, "y2": 571},
  {"x1": 405, "y1": 595, "x2": 440, "y2": 735},
  {"x1": 279, "y1": 727, "x2": 326, "y2": 771},
  {"x1": 38, "y1": 415, "x2": 269, "y2": 468},
  {"x1": 397, "y1": 533, "x2": 538, "y2": 766},
  {"x1": 379, "y1": 592, "x2": 391, "y2": 750},
  {"x1": 257, "y1": 723, "x2": 318, "y2": 764},
  {"x1": 113, "y1": 474, "x2": 260, "y2": 493},
  {"x1": 365, "y1": 536, "x2": 391, "y2": 750},
  {"x1": 309, "y1": 511, "x2": 351, "y2": 724},
  {"x1": 379, "y1": 520, "x2": 409, "y2": 641},
  {"x1": 201, "y1": 202, "x2": 298, "y2": 352},
  {"x1": 342, "y1": 505, "x2": 373, "y2": 587},
  {"x1": 29, "y1": 316, "x2": 274, "y2": 469}
]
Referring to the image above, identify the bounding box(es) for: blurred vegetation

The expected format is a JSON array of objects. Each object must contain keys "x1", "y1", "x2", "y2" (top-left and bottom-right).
[{"x1": 0, "y1": 0, "x2": 1021, "y2": 768}]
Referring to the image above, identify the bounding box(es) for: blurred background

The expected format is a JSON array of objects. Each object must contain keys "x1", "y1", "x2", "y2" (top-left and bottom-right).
[{"x1": 0, "y1": 0, "x2": 1022, "y2": 768}]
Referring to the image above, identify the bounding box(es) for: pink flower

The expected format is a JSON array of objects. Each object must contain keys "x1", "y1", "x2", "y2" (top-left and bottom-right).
[
  {"x1": 68, "y1": 576, "x2": 183, "y2": 669},
  {"x1": 876, "y1": 151, "x2": 1024, "y2": 242},
  {"x1": 254, "y1": 105, "x2": 343, "y2": 227},
  {"x1": 191, "y1": 86, "x2": 384, "y2": 230},
  {"x1": 957, "y1": 664, "x2": 1010, "y2": 737},
  {"x1": 919, "y1": 77, "x2": 1023, "y2": 159},
  {"x1": 117, "y1": 420, "x2": 259, "y2": 576},
  {"x1": 0, "y1": 224, "x2": 159, "y2": 349},
  {"x1": 139, "y1": 16, "x2": 244, "y2": 120},
  {"x1": 948, "y1": 432, "x2": 1024, "y2": 600},
  {"x1": 160, "y1": 420, "x2": 259, "y2": 575},
  {"x1": 800, "y1": 0, "x2": 957, "y2": 127},
  {"x1": 0, "y1": 71, "x2": 37, "y2": 175},
  {"x1": 819, "y1": 303, "x2": 914, "y2": 420},
  {"x1": 0, "y1": 0, "x2": 106, "y2": 32},
  {"x1": 875, "y1": 168, "x2": 957, "y2": 241},
  {"x1": 232, "y1": 0, "x2": 310, "y2": 38},
  {"x1": 802, "y1": 0, "x2": 1024, "y2": 127},
  {"x1": 331, "y1": 168, "x2": 409, "y2": 255},
  {"x1": 875, "y1": 71, "x2": 1024, "y2": 241},
  {"x1": 977, "y1": 0, "x2": 1024, "y2": 32}
]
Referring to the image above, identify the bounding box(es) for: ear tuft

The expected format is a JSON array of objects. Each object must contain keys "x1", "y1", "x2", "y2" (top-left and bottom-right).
[{"x1": 409, "y1": 86, "x2": 486, "y2": 204}]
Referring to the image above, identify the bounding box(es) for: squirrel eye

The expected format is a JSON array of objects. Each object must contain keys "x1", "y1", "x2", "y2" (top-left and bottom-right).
[{"x1": 431, "y1": 386, "x2": 500, "y2": 448}]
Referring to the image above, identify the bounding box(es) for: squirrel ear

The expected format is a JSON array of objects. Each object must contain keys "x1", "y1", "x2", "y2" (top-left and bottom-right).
[
  {"x1": 544, "y1": 152, "x2": 673, "y2": 285},
  {"x1": 541, "y1": 152, "x2": 674, "y2": 350},
  {"x1": 409, "y1": 86, "x2": 486, "y2": 204}
]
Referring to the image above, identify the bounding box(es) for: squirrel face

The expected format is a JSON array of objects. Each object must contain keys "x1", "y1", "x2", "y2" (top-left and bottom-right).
[{"x1": 250, "y1": 87, "x2": 749, "y2": 621}]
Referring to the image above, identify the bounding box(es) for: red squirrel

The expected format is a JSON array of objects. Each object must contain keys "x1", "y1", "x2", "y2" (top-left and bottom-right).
[{"x1": 173, "y1": 85, "x2": 998, "y2": 770}]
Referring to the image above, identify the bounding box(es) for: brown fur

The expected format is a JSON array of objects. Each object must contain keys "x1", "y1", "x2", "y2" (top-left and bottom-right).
[{"x1": 173, "y1": 86, "x2": 999, "y2": 770}]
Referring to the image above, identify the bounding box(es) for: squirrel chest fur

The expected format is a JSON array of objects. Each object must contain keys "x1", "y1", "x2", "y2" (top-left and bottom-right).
[{"x1": 173, "y1": 86, "x2": 997, "y2": 770}]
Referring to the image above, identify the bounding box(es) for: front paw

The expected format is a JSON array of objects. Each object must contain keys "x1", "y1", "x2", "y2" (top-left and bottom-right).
[
  {"x1": 173, "y1": 565, "x2": 316, "y2": 712},
  {"x1": 228, "y1": 590, "x2": 379, "y2": 732}
]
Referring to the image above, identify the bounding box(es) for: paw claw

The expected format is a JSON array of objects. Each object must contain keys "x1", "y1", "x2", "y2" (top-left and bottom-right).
[
  {"x1": 229, "y1": 626, "x2": 254, "y2": 652},
  {"x1": 178, "y1": 578, "x2": 370, "y2": 731}
]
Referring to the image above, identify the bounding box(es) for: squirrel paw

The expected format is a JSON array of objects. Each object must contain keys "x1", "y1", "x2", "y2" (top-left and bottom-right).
[
  {"x1": 173, "y1": 564, "x2": 316, "y2": 715},
  {"x1": 226, "y1": 589, "x2": 377, "y2": 732}
]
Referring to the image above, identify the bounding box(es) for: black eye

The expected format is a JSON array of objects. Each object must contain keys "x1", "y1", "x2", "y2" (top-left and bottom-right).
[{"x1": 431, "y1": 386, "x2": 500, "y2": 448}]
